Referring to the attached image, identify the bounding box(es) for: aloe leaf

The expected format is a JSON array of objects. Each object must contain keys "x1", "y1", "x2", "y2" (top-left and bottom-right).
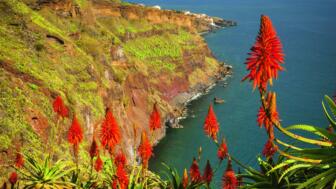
[
  {"x1": 286, "y1": 124, "x2": 336, "y2": 142},
  {"x1": 297, "y1": 168, "x2": 335, "y2": 189},
  {"x1": 322, "y1": 101, "x2": 336, "y2": 128},
  {"x1": 275, "y1": 138, "x2": 302, "y2": 150},
  {"x1": 274, "y1": 122, "x2": 332, "y2": 147},
  {"x1": 325, "y1": 95, "x2": 336, "y2": 117},
  {"x1": 314, "y1": 173, "x2": 336, "y2": 189},
  {"x1": 278, "y1": 163, "x2": 311, "y2": 182},
  {"x1": 267, "y1": 159, "x2": 296, "y2": 175}
]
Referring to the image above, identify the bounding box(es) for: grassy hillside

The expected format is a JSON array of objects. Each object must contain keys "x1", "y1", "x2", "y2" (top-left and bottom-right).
[{"x1": 0, "y1": 0, "x2": 226, "y2": 178}]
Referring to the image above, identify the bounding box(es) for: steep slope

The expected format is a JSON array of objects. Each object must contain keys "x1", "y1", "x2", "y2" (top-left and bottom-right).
[{"x1": 0, "y1": 0, "x2": 232, "y2": 176}]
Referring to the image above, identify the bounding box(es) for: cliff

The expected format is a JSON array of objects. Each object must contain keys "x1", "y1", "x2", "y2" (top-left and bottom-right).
[{"x1": 0, "y1": 0, "x2": 233, "y2": 176}]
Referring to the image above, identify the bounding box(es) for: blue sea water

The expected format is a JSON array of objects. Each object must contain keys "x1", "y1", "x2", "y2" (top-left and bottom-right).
[{"x1": 128, "y1": 0, "x2": 336, "y2": 187}]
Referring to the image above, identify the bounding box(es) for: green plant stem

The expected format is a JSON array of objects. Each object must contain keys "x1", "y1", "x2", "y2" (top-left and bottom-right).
[{"x1": 259, "y1": 90, "x2": 332, "y2": 147}]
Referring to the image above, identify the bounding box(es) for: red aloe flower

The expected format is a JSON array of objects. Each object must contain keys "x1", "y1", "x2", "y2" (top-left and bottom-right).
[
  {"x1": 15, "y1": 152, "x2": 24, "y2": 168},
  {"x1": 257, "y1": 92, "x2": 279, "y2": 139},
  {"x1": 100, "y1": 110, "x2": 121, "y2": 154},
  {"x1": 217, "y1": 139, "x2": 228, "y2": 161},
  {"x1": 89, "y1": 138, "x2": 99, "y2": 159},
  {"x1": 182, "y1": 168, "x2": 189, "y2": 188},
  {"x1": 94, "y1": 154, "x2": 103, "y2": 172},
  {"x1": 112, "y1": 180, "x2": 118, "y2": 189},
  {"x1": 203, "y1": 160, "x2": 213, "y2": 185},
  {"x1": 243, "y1": 15, "x2": 284, "y2": 90},
  {"x1": 67, "y1": 115, "x2": 83, "y2": 154},
  {"x1": 138, "y1": 132, "x2": 153, "y2": 168},
  {"x1": 9, "y1": 172, "x2": 18, "y2": 185},
  {"x1": 204, "y1": 104, "x2": 220, "y2": 141},
  {"x1": 222, "y1": 159, "x2": 238, "y2": 189},
  {"x1": 189, "y1": 158, "x2": 201, "y2": 183},
  {"x1": 113, "y1": 164, "x2": 129, "y2": 189},
  {"x1": 53, "y1": 95, "x2": 69, "y2": 118},
  {"x1": 262, "y1": 139, "x2": 278, "y2": 158},
  {"x1": 114, "y1": 151, "x2": 127, "y2": 167},
  {"x1": 149, "y1": 103, "x2": 161, "y2": 131}
]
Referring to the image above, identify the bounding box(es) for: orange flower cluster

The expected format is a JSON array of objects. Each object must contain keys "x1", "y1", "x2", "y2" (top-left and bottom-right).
[
  {"x1": 100, "y1": 110, "x2": 121, "y2": 154},
  {"x1": 222, "y1": 159, "x2": 238, "y2": 189},
  {"x1": 67, "y1": 115, "x2": 83, "y2": 154},
  {"x1": 149, "y1": 103, "x2": 161, "y2": 131},
  {"x1": 257, "y1": 92, "x2": 279, "y2": 140},
  {"x1": 203, "y1": 160, "x2": 213, "y2": 186},
  {"x1": 9, "y1": 151, "x2": 24, "y2": 186},
  {"x1": 262, "y1": 139, "x2": 278, "y2": 158},
  {"x1": 94, "y1": 155, "x2": 103, "y2": 172},
  {"x1": 114, "y1": 151, "x2": 127, "y2": 167},
  {"x1": 112, "y1": 164, "x2": 129, "y2": 189},
  {"x1": 138, "y1": 132, "x2": 152, "y2": 169},
  {"x1": 217, "y1": 139, "x2": 228, "y2": 161},
  {"x1": 15, "y1": 153, "x2": 24, "y2": 168},
  {"x1": 9, "y1": 172, "x2": 18, "y2": 185},
  {"x1": 182, "y1": 168, "x2": 188, "y2": 188},
  {"x1": 89, "y1": 137, "x2": 104, "y2": 172},
  {"x1": 257, "y1": 92, "x2": 279, "y2": 158},
  {"x1": 53, "y1": 95, "x2": 68, "y2": 118},
  {"x1": 243, "y1": 15, "x2": 284, "y2": 90},
  {"x1": 203, "y1": 104, "x2": 220, "y2": 141},
  {"x1": 189, "y1": 158, "x2": 201, "y2": 183},
  {"x1": 243, "y1": 15, "x2": 283, "y2": 159}
]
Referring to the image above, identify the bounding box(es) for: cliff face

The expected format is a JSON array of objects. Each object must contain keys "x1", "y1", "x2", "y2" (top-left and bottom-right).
[{"x1": 0, "y1": 0, "x2": 231, "y2": 174}]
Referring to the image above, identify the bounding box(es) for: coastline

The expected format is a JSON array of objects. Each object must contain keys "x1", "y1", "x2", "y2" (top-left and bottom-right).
[
  {"x1": 165, "y1": 63, "x2": 232, "y2": 129},
  {"x1": 139, "y1": 6, "x2": 236, "y2": 145}
]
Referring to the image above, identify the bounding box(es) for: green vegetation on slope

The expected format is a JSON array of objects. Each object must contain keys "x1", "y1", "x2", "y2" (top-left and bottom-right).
[{"x1": 0, "y1": 0, "x2": 221, "y2": 179}]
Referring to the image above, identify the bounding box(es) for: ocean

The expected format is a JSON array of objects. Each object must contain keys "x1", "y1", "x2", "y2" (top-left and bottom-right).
[{"x1": 128, "y1": 0, "x2": 336, "y2": 187}]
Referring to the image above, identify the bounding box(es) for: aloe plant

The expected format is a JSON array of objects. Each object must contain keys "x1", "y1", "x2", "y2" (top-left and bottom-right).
[
  {"x1": 16, "y1": 155, "x2": 76, "y2": 188},
  {"x1": 267, "y1": 95, "x2": 336, "y2": 189},
  {"x1": 161, "y1": 163, "x2": 205, "y2": 189}
]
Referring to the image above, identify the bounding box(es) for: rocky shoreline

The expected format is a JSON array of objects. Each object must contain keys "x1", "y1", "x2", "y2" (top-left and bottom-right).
[{"x1": 166, "y1": 64, "x2": 233, "y2": 129}]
